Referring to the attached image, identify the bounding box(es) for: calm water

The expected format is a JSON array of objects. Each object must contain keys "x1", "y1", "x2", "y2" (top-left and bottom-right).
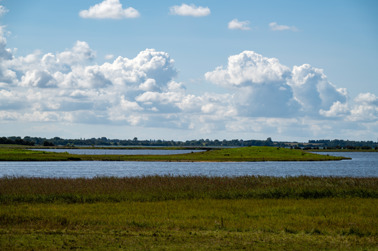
[
  {"x1": 30, "y1": 149, "x2": 205, "y2": 155},
  {"x1": 0, "y1": 152, "x2": 376, "y2": 178}
]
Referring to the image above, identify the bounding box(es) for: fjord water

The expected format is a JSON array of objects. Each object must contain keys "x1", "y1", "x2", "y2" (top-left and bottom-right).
[{"x1": 0, "y1": 152, "x2": 377, "y2": 178}]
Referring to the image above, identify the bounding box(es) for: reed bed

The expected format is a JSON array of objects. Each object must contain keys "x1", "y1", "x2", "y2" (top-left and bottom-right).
[
  {"x1": 1, "y1": 176, "x2": 377, "y2": 249},
  {"x1": 1, "y1": 176, "x2": 376, "y2": 203}
]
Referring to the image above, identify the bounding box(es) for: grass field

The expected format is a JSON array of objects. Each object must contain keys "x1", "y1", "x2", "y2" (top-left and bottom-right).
[
  {"x1": 0, "y1": 176, "x2": 376, "y2": 203},
  {"x1": 0, "y1": 176, "x2": 377, "y2": 250},
  {"x1": 0, "y1": 146, "x2": 347, "y2": 162}
]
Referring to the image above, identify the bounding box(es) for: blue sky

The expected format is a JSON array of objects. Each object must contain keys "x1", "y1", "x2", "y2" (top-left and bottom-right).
[{"x1": 0, "y1": 0, "x2": 377, "y2": 141}]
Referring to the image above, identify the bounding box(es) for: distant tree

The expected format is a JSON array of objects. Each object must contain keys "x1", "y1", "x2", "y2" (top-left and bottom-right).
[
  {"x1": 264, "y1": 137, "x2": 273, "y2": 146},
  {"x1": 43, "y1": 141, "x2": 54, "y2": 146}
]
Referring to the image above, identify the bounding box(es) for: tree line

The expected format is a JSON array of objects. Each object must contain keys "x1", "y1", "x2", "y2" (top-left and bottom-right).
[
  {"x1": 1, "y1": 136, "x2": 275, "y2": 147},
  {"x1": 1, "y1": 136, "x2": 377, "y2": 149}
]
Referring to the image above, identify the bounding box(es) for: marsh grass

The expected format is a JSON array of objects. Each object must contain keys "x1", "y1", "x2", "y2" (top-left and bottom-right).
[
  {"x1": 0, "y1": 176, "x2": 377, "y2": 249},
  {"x1": 0, "y1": 198, "x2": 376, "y2": 250},
  {"x1": 0, "y1": 146, "x2": 347, "y2": 161},
  {"x1": 0, "y1": 176, "x2": 376, "y2": 203}
]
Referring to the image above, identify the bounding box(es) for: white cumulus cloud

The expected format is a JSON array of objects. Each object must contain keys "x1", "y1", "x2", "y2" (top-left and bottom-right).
[
  {"x1": 288, "y1": 64, "x2": 347, "y2": 114},
  {"x1": 79, "y1": 0, "x2": 140, "y2": 19},
  {"x1": 169, "y1": 4, "x2": 210, "y2": 17},
  {"x1": 354, "y1": 92, "x2": 378, "y2": 105},
  {"x1": 205, "y1": 50, "x2": 353, "y2": 119},
  {"x1": 205, "y1": 50, "x2": 290, "y2": 87},
  {"x1": 319, "y1": 101, "x2": 350, "y2": 117},
  {"x1": 205, "y1": 51, "x2": 298, "y2": 117},
  {"x1": 228, "y1": 19, "x2": 251, "y2": 30},
  {"x1": 348, "y1": 93, "x2": 378, "y2": 121}
]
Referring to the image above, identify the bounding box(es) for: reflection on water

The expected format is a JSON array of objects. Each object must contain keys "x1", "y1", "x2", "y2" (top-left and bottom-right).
[{"x1": 0, "y1": 152, "x2": 377, "y2": 178}]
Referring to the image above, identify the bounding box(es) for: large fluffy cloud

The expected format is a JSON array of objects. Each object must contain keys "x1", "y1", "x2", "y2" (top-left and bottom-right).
[
  {"x1": 0, "y1": 32, "x2": 232, "y2": 131},
  {"x1": 203, "y1": 50, "x2": 377, "y2": 140},
  {"x1": 205, "y1": 51, "x2": 352, "y2": 118},
  {"x1": 205, "y1": 51, "x2": 298, "y2": 117},
  {"x1": 289, "y1": 64, "x2": 348, "y2": 115},
  {"x1": 205, "y1": 51, "x2": 290, "y2": 86},
  {"x1": 79, "y1": 0, "x2": 140, "y2": 19}
]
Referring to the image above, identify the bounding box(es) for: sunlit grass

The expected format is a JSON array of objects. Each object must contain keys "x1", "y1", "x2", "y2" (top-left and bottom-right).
[
  {"x1": 0, "y1": 176, "x2": 376, "y2": 249},
  {"x1": 0, "y1": 198, "x2": 376, "y2": 250},
  {"x1": 0, "y1": 146, "x2": 347, "y2": 161},
  {"x1": 1, "y1": 176, "x2": 376, "y2": 203}
]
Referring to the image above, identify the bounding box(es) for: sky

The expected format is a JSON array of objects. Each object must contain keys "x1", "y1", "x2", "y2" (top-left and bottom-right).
[{"x1": 0, "y1": 0, "x2": 377, "y2": 141}]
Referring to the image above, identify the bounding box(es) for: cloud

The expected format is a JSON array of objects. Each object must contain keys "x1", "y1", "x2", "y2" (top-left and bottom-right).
[
  {"x1": 0, "y1": 34, "x2": 187, "y2": 127},
  {"x1": 354, "y1": 92, "x2": 378, "y2": 105},
  {"x1": 169, "y1": 4, "x2": 210, "y2": 17},
  {"x1": 228, "y1": 19, "x2": 251, "y2": 30},
  {"x1": 205, "y1": 51, "x2": 290, "y2": 87},
  {"x1": 348, "y1": 93, "x2": 378, "y2": 121},
  {"x1": 0, "y1": 24, "x2": 376, "y2": 140},
  {"x1": 288, "y1": 64, "x2": 347, "y2": 114},
  {"x1": 205, "y1": 51, "x2": 352, "y2": 118},
  {"x1": 319, "y1": 101, "x2": 350, "y2": 117},
  {"x1": 205, "y1": 51, "x2": 298, "y2": 117},
  {"x1": 20, "y1": 70, "x2": 57, "y2": 88},
  {"x1": 269, "y1": 22, "x2": 298, "y2": 31},
  {"x1": 97, "y1": 49, "x2": 177, "y2": 90},
  {"x1": 0, "y1": 5, "x2": 8, "y2": 17},
  {"x1": 105, "y1": 54, "x2": 114, "y2": 60},
  {"x1": 79, "y1": 0, "x2": 140, "y2": 19},
  {"x1": 0, "y1": 27, "x2": 16, "y2": 85},
  {"x1": 0, "y1": 26, "x2": 12, "y2": 60}
]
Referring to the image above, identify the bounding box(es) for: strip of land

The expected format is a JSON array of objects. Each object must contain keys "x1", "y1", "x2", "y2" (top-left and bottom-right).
[{"x1": 0, "y1": 146, "x2": 348, "y2": 161}]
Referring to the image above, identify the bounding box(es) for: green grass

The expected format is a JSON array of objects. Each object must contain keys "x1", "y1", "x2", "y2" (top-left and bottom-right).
[
  {"x1": 0, "y1": 198, "x2": 376, "y2": 250},
  {"x1": 0, "y1": 146, "x2": 348, "y2": 161},
  {"x1": 0, "y1": 176, "x2": 377, "y2": 250},
  {"x1": 0, "y1": 176, "x2": 376, "y2": 204}
]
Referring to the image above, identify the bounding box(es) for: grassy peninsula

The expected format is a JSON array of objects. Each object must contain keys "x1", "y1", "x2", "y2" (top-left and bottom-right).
[
  {"x1": 0, "y1": 145, "x2": 348, "y2": 161},
  {"x1": 0, "y1": 176, "x2": 377, "y2": 250}
]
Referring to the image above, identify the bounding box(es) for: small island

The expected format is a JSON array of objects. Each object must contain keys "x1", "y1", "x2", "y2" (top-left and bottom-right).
[{"x1": 0, "y1": 146, "x2": 348, "y2": 162}]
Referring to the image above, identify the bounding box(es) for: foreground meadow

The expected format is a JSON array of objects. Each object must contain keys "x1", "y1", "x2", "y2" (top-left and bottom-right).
[{"x1": 0, "y1": 176, "x2": 377, "y2": 250}]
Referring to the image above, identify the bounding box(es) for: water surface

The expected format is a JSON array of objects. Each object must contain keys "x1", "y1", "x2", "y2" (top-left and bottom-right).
[{"x1": 0, "y1": 152, "x2": 376, "y2": 178}]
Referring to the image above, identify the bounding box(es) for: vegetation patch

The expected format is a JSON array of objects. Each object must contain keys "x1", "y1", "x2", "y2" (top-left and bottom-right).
[
  {"x1": 0, "y1": 146, "x2": 348, "y2": 162},
  {"x1": 0, "y1": 198, "x2": 376, "y2": 250},
  {"x1": 0, "y1": 176, "x2": 376, "y2": 203},
  {"x1": 0, "y1": 176, "x2": 376, "y2": 249}
]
